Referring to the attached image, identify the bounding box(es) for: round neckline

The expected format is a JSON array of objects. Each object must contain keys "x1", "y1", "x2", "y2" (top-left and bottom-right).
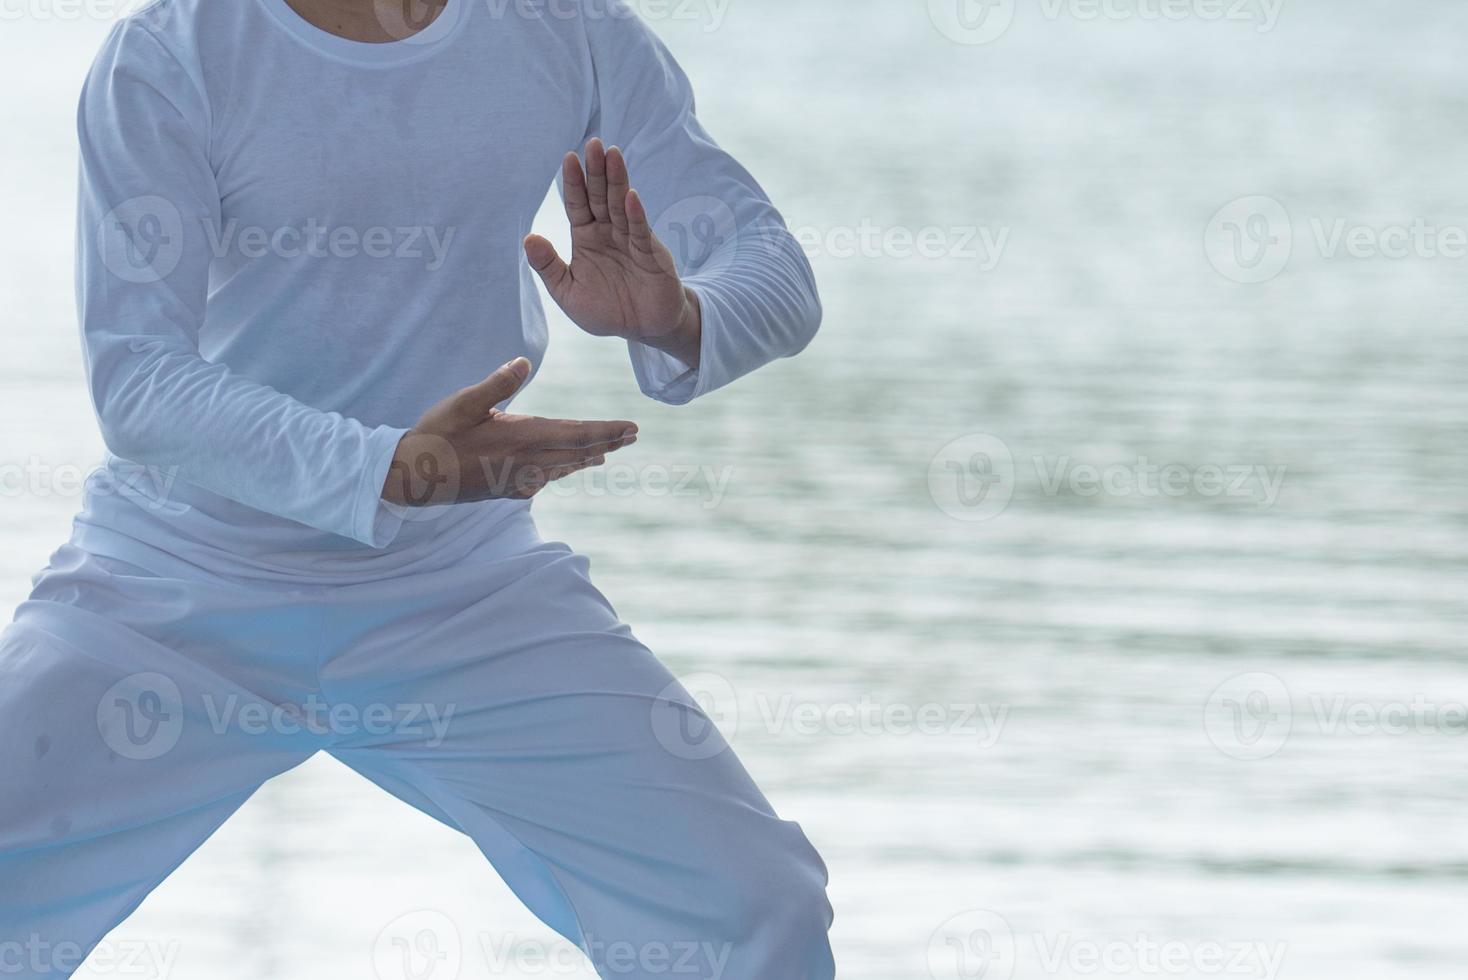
[{"x1": 257, "y1": 0, "x2": 469, "y2": 67}]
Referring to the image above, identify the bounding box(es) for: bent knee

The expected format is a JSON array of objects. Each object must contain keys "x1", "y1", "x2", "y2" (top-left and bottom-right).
[{"x1": 709, "y1": 820, "x2": 833, "y2": 951}]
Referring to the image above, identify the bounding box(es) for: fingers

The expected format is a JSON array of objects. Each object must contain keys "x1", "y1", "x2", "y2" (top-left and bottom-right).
[
  {"x1": 561, "y1": 152, "x2": 595, "y2": 228},
  {"x1": 502, "y1": 425, "x2": 634, "y2": 498},
  {"x1": 572, "y1": 140, "x2": 638, "y2": 246},
  {"x1": 453, "y1": 415, "x2": 639, "y2": 502},
  {"x1": 523, "y1": 234, "x2": 571, "y2": 298},
  {"x1": 625, "y1": 188, "x2": 658, "y2": 259},
  {"x1": 535, "y1": 440, "x2": 630, "y2": 468},
  {"x1": 540, "y1": 457, "x2": 607, "y2": 484},
  {"x1": 605, "y1": 145, "x2": 631, "y2": 240},
  {"x1": 583, "y1": 137, "x2": 610, "y2": 223},
  {"x1": 509, "y1": 456, "x2": 608, "y2": 498},
  {"x1": 518, "y1": 416, "x2": 638, "y2": 451},
  {"x1": 454, "y1": 357, "x2": 530, "y2": 421},
  {"x1": 626, "y1": 189, "x2": 679, "y2": 279}
]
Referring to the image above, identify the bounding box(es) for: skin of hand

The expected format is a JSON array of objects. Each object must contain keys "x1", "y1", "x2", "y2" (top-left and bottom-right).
[
  {"x1": 381, "y1": 357, "x2": 637, "y2": 506},
  {"x1": 523, "y1": 138, "x2": 703, "y2": 369}
]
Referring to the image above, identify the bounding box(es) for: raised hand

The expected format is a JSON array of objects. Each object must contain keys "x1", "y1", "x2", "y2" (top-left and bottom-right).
[
  {"x1": 382, "y1": 357, "x2": 637, "y2": 506},
  {"x1": 523, "y1": 139, "x2": 702, "y2": 368}
]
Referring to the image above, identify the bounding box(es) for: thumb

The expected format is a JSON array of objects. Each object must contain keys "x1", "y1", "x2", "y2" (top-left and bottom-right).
[
  {"x1": 455, "y1": 357, "x2": 531, "y2": 420},
  {"x1": 523, "y1": 234, "x2": 571, "y2": 296}
]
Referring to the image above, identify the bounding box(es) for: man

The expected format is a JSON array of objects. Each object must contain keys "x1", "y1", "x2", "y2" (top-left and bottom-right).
[{"x1": 0, "y1": 0, "x2": 834, "y2": 976}]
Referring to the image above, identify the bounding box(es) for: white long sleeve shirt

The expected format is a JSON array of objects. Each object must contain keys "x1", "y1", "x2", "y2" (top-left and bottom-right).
[{"x1": 71, "y1": 0, "x2": 819, "y2": 575}]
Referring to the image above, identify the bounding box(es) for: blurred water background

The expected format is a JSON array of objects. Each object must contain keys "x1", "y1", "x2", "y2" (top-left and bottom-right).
[{"x1": 2, "y1": 0, "x2": 1466, "y2": 977}]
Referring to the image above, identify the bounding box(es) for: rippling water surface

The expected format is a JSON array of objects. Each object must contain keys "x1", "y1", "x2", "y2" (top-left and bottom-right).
[{"x1": 2, "y1": 1, "x2": 1465, "y2": 977}]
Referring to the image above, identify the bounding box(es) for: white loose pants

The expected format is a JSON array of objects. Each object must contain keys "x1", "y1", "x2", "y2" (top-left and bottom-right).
[{"x1": 0, "y1": 514, "x2": 834, "y2": 979}]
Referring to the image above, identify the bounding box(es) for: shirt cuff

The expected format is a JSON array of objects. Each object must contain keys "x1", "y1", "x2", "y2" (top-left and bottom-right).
[
  {"x1": 626, "y1": 281, "x2": 721, "y2": 406},
  {"x1": 352, "y1": 422, "x2": 411, "y2": 548}
]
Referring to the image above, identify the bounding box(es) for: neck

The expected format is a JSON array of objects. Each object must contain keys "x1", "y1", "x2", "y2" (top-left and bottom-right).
[{"x1": 281, "y1": 0, "x2": 449, "y2": 44}]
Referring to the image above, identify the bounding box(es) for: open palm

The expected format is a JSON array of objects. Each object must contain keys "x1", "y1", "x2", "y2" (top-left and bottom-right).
[{"x1": 523, "y1": 139, "x2": 699, "y2": 361}]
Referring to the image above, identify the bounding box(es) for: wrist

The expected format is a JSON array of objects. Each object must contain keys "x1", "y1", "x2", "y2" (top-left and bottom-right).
[
  {"x1": 381, "y1": 431, "x2": 460, "y2": 507},
  {"x1": 641, "y1": 287, "x2": 702, "y2": 369}
]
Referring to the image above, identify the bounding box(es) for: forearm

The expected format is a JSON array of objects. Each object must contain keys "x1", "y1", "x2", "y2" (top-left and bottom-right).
[{"x1": 90, "y1": 340, "x2": 407, "y2": 545}]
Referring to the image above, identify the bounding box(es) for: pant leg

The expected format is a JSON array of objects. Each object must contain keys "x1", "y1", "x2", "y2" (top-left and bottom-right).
[
  {"x1": 0, "y1": 547, "x2": 321, "y2": 980},
  {"x1": 322, "y1": 533, "x2": 835, "y2": 980}
]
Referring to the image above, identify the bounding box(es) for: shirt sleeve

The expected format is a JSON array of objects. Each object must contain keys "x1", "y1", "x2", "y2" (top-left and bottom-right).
[
  {"x1": 75, "y1": 20, "x2": 409, "y2": 547},
  {"x1": 578, "y1": 2, "x2": 822, "y2": 406}
]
